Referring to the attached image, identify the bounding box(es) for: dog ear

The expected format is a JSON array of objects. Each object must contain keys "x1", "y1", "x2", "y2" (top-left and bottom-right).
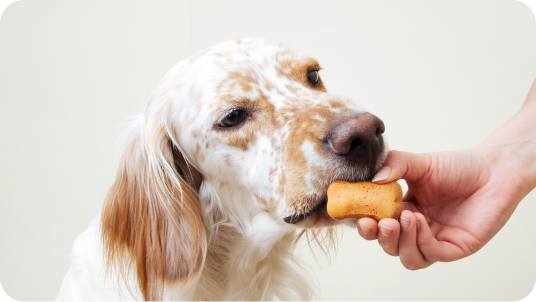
[{"x1": 101, "y1": 113, "x2": 206, "y2": 301}]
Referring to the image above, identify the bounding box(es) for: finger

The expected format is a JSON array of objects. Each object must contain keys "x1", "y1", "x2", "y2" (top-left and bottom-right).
[
  {"x1": 398, "y1": 210, "x2": 432, "y2": 270},
  {"x1": 357, "y1": 218, "x2": 379, "y2": 241},
  {"x1": 413, "y1": 213, "x2": 443, "y2": 263},
  {"x1": 414, "y1": 213, "x2": 467, "y2": 262},
  {"x1": 372, "y1": 150, "x2": 432, "y2": 184},
  {"x1": 377, "y1": 218, "x2": 401, "y2": 256}
]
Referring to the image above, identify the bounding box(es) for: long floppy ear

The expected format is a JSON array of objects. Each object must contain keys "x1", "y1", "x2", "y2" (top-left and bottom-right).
[{"x1": 101, "y1": 114, "x2": 205, "y2": 301}]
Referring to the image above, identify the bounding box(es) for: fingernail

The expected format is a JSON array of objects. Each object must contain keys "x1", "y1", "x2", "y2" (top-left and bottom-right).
[
  {"x1": 379, "y1": 223, "x2": 393, "y2": 236},
  {"x1": 416, "y1": 217, "x2": 421, "y2": 230},
  {"x1": 400, "y1": 215, "x2": 410, "y2": 232},
  {"x1": 358, "y1": 219, "x2": 372, "y2": 233},
  {"x1": 372, "y1": 166, "x2": 391, "y2": 182}
]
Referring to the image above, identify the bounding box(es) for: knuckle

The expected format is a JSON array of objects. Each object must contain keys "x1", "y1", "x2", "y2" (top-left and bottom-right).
[{"x1": 424, "y1": 254, "x2": 439, "y2": 263}]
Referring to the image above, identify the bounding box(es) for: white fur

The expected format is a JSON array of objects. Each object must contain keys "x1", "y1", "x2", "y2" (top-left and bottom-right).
[{"x1": 57, "y1": 37, "x2": 387, "y2": 301}]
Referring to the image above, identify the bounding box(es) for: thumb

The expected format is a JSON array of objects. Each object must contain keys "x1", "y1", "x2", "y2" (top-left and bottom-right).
[{"x1": 372, "y1": 150, "x2": 432, "y2": 184}]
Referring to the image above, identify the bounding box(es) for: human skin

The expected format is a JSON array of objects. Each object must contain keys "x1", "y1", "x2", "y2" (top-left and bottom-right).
[{"x1": 357, "y1": 78, "x2": 536, "y2": 270}]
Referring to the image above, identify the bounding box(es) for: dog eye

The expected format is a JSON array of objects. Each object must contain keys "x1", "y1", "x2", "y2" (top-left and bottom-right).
[
  {"x1": 219, "y1": 109, "x2": 247, "y2": 127},
  {"x1": 307, "y1": 70, "x2": 320, "y2": 86}
]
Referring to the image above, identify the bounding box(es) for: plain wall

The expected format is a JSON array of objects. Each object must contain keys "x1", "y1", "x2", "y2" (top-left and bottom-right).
[{"x1": 1, "y1": 0, "x2": 536, "y2": 300}]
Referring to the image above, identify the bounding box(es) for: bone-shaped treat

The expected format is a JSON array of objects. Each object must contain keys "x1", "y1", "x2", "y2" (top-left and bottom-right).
[{"x1": 327, "y1": 180, "x2": 403, "y2": 221}]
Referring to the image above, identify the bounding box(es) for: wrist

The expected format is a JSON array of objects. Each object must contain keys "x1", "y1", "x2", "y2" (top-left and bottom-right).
[{"x1": 476, "y1": 133, "x2": 536, "y2": 200}]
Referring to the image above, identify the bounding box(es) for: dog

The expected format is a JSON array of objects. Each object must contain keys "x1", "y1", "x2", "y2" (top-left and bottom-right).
[{"x1": 56, "y1": 37, "x2": 387, "y2": 301}]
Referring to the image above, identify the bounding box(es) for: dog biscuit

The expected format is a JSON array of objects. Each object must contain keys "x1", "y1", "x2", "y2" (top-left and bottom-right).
[{"x1": 327, "y1": 180, "x2": 403, "y2": 221}]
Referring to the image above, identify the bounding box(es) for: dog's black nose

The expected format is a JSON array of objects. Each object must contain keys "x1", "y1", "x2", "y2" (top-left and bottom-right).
[{"x1": 328, "y1": 112, "x2": 385, "y2": 166}]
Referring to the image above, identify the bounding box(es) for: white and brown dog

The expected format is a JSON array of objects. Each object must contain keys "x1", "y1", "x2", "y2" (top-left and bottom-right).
[{"x1": 57, "y1": 37, "x2": 387, "y2": 301}]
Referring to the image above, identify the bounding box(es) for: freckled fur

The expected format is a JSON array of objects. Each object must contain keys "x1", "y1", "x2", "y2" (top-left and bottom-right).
[{"x1": 57, "y1": 37, "x2": 388, "y2": 301}]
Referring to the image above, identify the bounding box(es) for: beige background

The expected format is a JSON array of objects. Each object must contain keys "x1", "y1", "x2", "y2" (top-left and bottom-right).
[{"x1": 1, "y1": 0, "x2": 536, "y2": 300}]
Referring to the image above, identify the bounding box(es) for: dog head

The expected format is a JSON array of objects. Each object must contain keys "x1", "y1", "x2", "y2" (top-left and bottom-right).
[
  {"x1": 101, "y1": 37, "x2": 387, "y2": 300},
  {"x1": 167, "y1": 38, "x2": 387, "y2": 226}
]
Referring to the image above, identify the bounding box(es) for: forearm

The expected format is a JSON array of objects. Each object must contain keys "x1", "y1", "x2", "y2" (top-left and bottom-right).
[{"x1": 478, "y1": 77, "x2": 536, "y2": 196}]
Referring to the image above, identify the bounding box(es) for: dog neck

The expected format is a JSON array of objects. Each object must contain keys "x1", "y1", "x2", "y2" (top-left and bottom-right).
[{"x1": 190, "y1": 182, "x2": 313, "y2": 300}]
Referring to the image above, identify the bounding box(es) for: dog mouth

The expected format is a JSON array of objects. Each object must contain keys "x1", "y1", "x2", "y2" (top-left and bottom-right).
[
  {"x1": 281, "y1": 145, "x2": 388, "y2": 225},
  {"x1": 282, "y1": 166, "x2": 383, "y2": 225},
  {"x1": 283, "y1": 197, "x2": 328, "y2": 224}
]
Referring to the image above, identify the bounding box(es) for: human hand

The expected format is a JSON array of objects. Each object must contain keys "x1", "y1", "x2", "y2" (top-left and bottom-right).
[
  {"x1": 357, "y1": 148, "x2": 532, "y2": 270},
  {"x1": 357, "y1": 78, "x2": 536, "y2": 270}
]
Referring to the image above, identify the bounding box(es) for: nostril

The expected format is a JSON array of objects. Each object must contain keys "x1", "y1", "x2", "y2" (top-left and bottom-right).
[
  {"x1": 350, "y1": 138, "x2": 362, "y2": 150},
  {"x1": 376, "y1": 121, "x2": 385, "y2": 136}
]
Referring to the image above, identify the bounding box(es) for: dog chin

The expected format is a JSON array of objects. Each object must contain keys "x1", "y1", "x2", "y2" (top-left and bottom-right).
[
  {"x1": 296, "y1": 207, "x2": 359, "y2": 229},
  {"x1": 282, "y1": 196, "x2": 339, "y2": 228},
  {"x1": 298, "y1": 205, "x2": 340, "y2": 228},
  {"x1": 301, "y1": 208, "x2": 359, "y2": 228}
]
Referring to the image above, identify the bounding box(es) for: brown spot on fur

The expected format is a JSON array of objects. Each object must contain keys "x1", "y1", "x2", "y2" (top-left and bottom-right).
[
  {"x1": 275, "y1": 55, "x2": 327, "y2": 92},
  {"x1": 250, "y1": 190, "x2": 277, "y2": 213},
  {"x1": 328, "y1": 99, "x2": 348, "y2": 108},
  {"x1": 223, "y1": 154, "x2": 231, "y2": 166}
]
